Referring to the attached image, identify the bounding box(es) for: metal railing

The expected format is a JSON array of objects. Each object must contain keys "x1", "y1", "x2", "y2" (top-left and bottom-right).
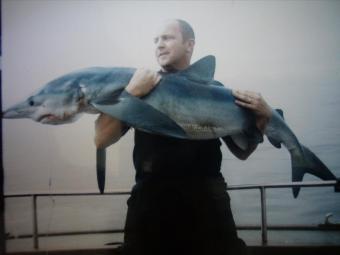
[{"x1": 4, "y1": 180, "x2": 340, "y2": 250}]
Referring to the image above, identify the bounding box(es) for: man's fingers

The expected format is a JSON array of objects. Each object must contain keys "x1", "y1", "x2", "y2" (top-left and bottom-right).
[
  {"x1": 233, "y1": 89, "x2": 262, "y2": 105},
  {"x1": 126, "y1": 68, "x2": 160, "y2": 97},
  {"x1": 234, "y1": 89, "x2": 272, "y2": 131},
  {"x1": 233, "y1": 90, "x2": 252, "y2": 104},
  {"x1": 235, "y1": 99, "x2": 256, "y2": 110}
]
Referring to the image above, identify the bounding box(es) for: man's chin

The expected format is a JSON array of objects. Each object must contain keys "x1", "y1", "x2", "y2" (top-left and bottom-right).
[
  {"x1": 158, "y1": 58, "x2": 169, "y2": 66},
  {"x1": 158, "y1": 58, "x2": 178, "y2": 72}
]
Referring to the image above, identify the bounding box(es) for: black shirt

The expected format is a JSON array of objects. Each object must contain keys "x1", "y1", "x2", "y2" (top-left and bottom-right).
[
  {"x1": 133, "y1": 129, "x2": 222, "y2": 181},
  {"x1": 133, "y1": 130, "x2": 222, "y2": 181}
]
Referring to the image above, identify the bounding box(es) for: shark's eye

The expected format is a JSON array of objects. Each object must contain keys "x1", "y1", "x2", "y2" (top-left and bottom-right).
[{"x1": 29, "y1": 100, "x2": 35, "y2": 106}]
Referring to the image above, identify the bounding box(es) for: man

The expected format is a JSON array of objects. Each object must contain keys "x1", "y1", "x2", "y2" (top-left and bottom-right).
[{"x1": 95, "y1": 19, "x2": 272, "y2": 255}]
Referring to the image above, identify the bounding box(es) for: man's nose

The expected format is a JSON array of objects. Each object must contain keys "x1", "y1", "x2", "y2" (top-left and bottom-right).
[{"x1": 156, "y1": 39, "x2": 165, "y2": 49}]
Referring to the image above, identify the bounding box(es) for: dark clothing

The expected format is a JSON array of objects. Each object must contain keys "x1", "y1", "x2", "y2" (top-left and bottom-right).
[
  {"x1": 123, "y1": 131, "x2": 247, "y2": 255},
  {"x1": 123, "y1": 175, "x2": 246, "y2": 255},
  {"x1": 133, "y1": 130, "x2": 223, "y2": 181}
]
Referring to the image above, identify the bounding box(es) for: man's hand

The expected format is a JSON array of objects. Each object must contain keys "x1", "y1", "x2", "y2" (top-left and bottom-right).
[
  {"x1": 125, "y1": 68, "x2": 161, "y2": 97},
  {"x1": 232, "y1": 90, "x2": 272, "y2": 133}
]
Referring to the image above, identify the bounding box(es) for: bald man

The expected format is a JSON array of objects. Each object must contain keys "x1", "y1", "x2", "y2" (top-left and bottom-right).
[{"x1": 95, "y1": 19, "x2": 272, "y2": 255}]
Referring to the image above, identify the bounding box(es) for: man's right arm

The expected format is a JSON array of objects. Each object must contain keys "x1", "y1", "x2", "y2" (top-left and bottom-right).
[
  {"x1": 94, "y1": 68, "x2": 161, "y2": 149},
  {"x1": 94, "y1": 113, "x2": 126, "y2": 149}
]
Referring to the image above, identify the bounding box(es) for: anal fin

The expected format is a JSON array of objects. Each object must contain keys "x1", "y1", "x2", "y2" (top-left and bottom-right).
[{"x1": 97, "y1": 148, "x2": 106, "y2": 194}]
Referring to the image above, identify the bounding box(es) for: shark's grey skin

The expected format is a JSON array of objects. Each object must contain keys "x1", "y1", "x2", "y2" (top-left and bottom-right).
[{"x1": 3, "y1": 56, "x2": 337, "y2": 197}]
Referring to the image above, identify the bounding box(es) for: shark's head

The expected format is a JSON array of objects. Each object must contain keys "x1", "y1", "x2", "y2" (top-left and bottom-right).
[{"x1": 3, "y1": 85, "x2": 86, "y2": 125}]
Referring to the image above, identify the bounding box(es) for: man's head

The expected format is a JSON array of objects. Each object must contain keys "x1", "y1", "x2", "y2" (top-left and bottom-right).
[{"x1": 154, "y1": 19, "x2": 195, "y2": 72}]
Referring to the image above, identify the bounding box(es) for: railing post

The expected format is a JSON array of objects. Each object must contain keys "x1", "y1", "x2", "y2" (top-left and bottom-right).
[
  {"x1": 260, "y1": 187, "x2": 268, "y2": 245},
  {"x1": 32, "y1": 195, "x2": 39, "y2": 250}
]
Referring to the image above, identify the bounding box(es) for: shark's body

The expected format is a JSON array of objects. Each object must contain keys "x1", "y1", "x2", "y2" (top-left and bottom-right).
[{"x1": 3, "y1": 56, "x2": 337, "y2": 196}]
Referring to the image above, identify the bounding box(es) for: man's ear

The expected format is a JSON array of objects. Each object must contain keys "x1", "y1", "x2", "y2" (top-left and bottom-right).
[{"x1": 186, "y1": 39, "x2": 195, "y2": 53}]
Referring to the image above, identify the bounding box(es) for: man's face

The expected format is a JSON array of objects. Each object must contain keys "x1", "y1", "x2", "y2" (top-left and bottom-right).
[{"x1": 154, "y1": 21, "x2": 193, "y2": 70}]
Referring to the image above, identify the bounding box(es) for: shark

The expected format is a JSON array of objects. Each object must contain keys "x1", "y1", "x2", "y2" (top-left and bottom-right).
[{"x1": 3, "y1": 55, "x2": 337, "y2": 197}]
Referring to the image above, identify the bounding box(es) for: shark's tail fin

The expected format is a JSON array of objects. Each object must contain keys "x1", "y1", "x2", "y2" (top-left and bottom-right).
[{"x1": 291, "y1": 145, "x2": 336, "y2": 198}]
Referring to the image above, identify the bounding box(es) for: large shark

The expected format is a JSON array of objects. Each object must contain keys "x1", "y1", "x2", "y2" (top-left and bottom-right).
[{"x1": 3, "y1": 56, "x2": 337, "y2": 197}]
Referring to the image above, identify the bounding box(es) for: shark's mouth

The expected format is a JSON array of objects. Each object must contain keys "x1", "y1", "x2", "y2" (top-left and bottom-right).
[
  {"x1": 37, "y1": 112, "x2": 77, "y2": 124},
  {"x1": 37, "y1": 114, "x2": 61, "y2": 123}
]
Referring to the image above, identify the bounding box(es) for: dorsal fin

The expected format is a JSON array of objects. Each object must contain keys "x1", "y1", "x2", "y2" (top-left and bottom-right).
[
  {"x1": 180, "y1": 55, "x2": 216, "y2": 83},
  {"x1": 275, "y1": 108, "x2": 284, "y2": 119}
]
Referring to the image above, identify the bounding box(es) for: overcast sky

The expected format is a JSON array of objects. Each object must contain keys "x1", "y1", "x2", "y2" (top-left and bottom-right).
[{"x1": 2, "y1": 0, "x2": 340, "y2": 193}]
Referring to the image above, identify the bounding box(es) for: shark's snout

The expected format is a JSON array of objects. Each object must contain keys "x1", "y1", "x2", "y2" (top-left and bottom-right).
[
  {"x1": 3, "y1": 97, "x2": 83, "y2": 124},
  {"x1": 2, "y1": 106, "x2": 29, "y2": 119},
  {"x1": 2, "y1": 102, "x2": 32, "y2": 119}
]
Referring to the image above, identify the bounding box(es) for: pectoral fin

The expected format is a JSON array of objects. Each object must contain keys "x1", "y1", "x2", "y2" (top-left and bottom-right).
[{"x1": 92, "y1": 91, "x2": 188, "y2": 139}]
